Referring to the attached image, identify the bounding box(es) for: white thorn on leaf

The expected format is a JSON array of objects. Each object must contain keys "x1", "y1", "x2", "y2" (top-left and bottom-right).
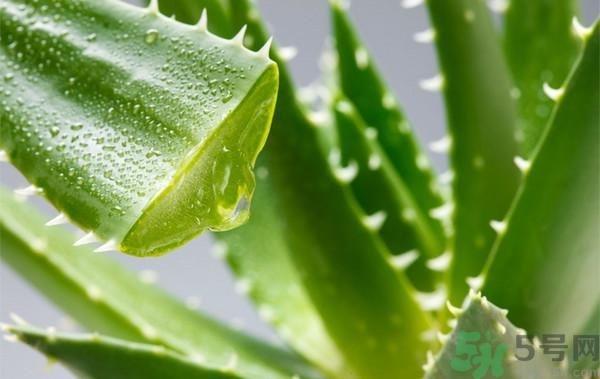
[
  {"x1": 138, "y1": 270, "x2": 159, "y2": 284},
  {"x1": 258, "y1": 305, "x2": 275, "y2": 322},
  {"x1": 212, "y1": 241, "x2": 228, "y2": 259},
  {"x1": 416, "y1": 287, "x2": 446, "y2": 311},
  {"x1": 513, "y1": 156, "x2": 531, "y2": 173},
  {"x1": 46, "y1": 213, "x2": 68, "y2": 226},
  {"x1": 147, "y1": 0, "x2": 159, "y2": 13},
  {"x1": 234, "y1": 278, "x2": 253, "y2": 295},
  {"x1": 439, "y1": 170, "x2": 454, "y2": 185},
  {"x1": 390, "y1": 250, "x2": 419, "y2": 270},
  {"x1": 185, "y1": 296, "x2": 202, "y2": 310},
  {"x1": 74, "y1": 232, "x2": 100, "y2": 246},
  {"x1": 354, "y1": 47, "x2": 369, "y2": 69},
  {"x1": 466, "y1": 275, "x2": 485, "y2": 291},
  {"x1": 490, "y1": 220, "x2": 507, "y2": 234},
  {"x1": 401, "y1": 0, "x2": 424, "y2": 9},
  {"x1": 437, "y1": 331, "x2": 450, "y2": 344},
  {"x1": 382, "y1": 92, "x2": 396, "y2": 110},
  {"x1": 257, "y1": 37, "x2": 273, "y2": 58},
  {"x1": 495, "y1": 321, "x2": 507, "y2": 335},
  {"x1": 335, "y1": 100, "x2": 353, "y2": 114},
  {"x1": 419, "y1": 74, "x2": 444, "y2": 92},
  {"x1": 232, "y1": 25, "x2": 247, "y2": 46},
  {"x1": 429, "y1": 135, "x2": 452, "y2": 154},
  {"x1": 368, "y1": 153, "x2": 382, "y2": 170},
  {"x1": 572, "y1": 17, "x2": 593, "y2": 39},
  {"x1": 3, "y1": 334, "x2": 18, "y2": 343},
  {"x1": 365, "y1": 127, "x2": 378, "y2": 140},
  {"x1": 426, "y1": 251, "x2": 452, "y2": 272},
  {"x1": 488, "y1": 0, "x2": 508, "y2": 13},
  {"x1": 414, "y1": 29, "x2": 436, "y2": 43},
  {"x1": 278, "y1": 46, "x2": 298, "y2": 61},
  {"x1": 0, "y1": 150, "x2": 7, "y2": 162},
  {"x1": 446, "y1": 300, "x2": 463, "y2": 317},
  {"x1": 9, "y1": 313, "x2": 28, "y2": 326},
  {"x1": 14, "y1": 185, "x2": 41, "y2": 197},
  {"x1": 197, "y1": 9, "x2": 208, "y2": 32},
  {"x1": 429, "y1": 203, "x2": 453, "y2": 220},
  {"x1": 94, "y1": 240, "x2": 118, "y2": 253},
  {"x1": 448, "y1": 318, "x2": 458, "y2": 328},
  {"x1": 542, "y1": 82, "x2": 565, "y2": 101},
  {"x1": 86, "y1": 286, "x2": 102, "y2": 301},
  {"x1": 362, "y1": 211, "x2": 387, "y2": 231},
  {"x1": 333, "y1": 161, "x2": 359, "y2": 183},
  {"x1": 224, "y1": 353, "x2": 239, "y2": 371},
  {"x1": 422, "y1": 350, "x2": 435, "y2": 372}
]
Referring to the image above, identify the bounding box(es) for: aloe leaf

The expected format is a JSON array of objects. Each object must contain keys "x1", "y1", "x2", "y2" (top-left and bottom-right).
[
  {"x1": 218, "y1": 1, "x2": 435, "y2": 378},
  {"x1": 425, "y1": 0, "x2": 521, "y2": 304},
  {"x1": 425, "y1": 293, "x2": 558, "y2": 378},
  {"x1": 157, "y1": 0, "x2": 231, "y2": 36},
  {"x1": 504, "y1": 0, "x2": 581, "y2": 156},
  {"x1": 332, "y1": 97, "x2": 439, "y2": 292},
  {"x1": 481, "y1": 22, "x2": 599, "y2": 338},
  {"x1": 0, "y1": 188, "x2": 322, "y2": 379},
  {"x1": 0, "y1": 0, "x2": 278, "y2": 256},
  {"x1": 3, "y1": 325, "x2": 243, "y2": 379},
  {"x1": 330, "y1": 2, "x2": 447, "y2": 262},
  {"x1": 218, "y1": 176, "x2": 349, "y2": 379}
]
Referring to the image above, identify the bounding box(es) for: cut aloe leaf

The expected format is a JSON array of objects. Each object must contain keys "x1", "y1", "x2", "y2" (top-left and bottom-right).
[
  {"x1": 3, "y1": 325, "x2": 243, "y2": 379},
  {"x1": 0, "y1": 0, "x2": 278, "y2": 256},
  {"x1": 330, "y1": 2, "x2": 447, "y2": 261},
  {"x1": 425, "y1": 293, "x2": 557, "y2": 378},
  {"x1": 332, "y1": 97, "x2": 439, "y2": 292},
  {"x1": 425, "y1": 0, "x2": 521, "y2": 305},
  {"x1": 504, "y1": 0, "x2": 581, "y2": 156},
  {"x1": 482, "y1": 22, "x2": 599, "y2": 338},
  {"x1": 0, "y1": 188, "x2": 322, "y2": 379}
]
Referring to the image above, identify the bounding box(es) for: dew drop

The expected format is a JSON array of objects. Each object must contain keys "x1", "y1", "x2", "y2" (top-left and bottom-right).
[{"x1": 144, "y1": 29, "x2": 159, "y2": 44}]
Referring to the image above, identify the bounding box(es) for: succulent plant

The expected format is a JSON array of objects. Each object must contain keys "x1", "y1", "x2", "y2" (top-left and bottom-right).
[{"x1": 0, "y1": 0, "x2": 597, "y2": 378}]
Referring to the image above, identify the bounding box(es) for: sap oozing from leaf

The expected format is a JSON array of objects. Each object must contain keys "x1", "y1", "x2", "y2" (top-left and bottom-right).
[{"x1": 0, "y1": 0, "x2": 278, "y2": 255}]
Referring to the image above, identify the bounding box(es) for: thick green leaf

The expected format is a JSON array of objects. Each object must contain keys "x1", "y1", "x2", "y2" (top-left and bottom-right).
[
  {"x1": 0, "y1": 188, "x2": 322, "y2": 379},
  {"x1": 425, "y1": 0, "x2": 521, "y2": 305},
  {"x1": 504, "y1": 0, "x2": 581, "y2": 156},
  {"x1": 0, "y1": 0, "x2": 278, "y2": 256},
  {"x1": 332, "y1": 97, "x2": 439, "y2": 292},
  {"x1": 219, "y1": 176, "x2": 348, "y2": 379},
  {"x1": 330, "y1": 2, "x2": 447, "y2": 263},
  {"x1": 482, "y1": 22, "x2": 599, "y2": 338},
  {"x1": 220, "y1": 1, "x2": 434, "y2": 378},
  {"x1": 425, "y1": 293, "x2": 558, "y2": 378},
  {"x1": 3, "y1": 325, "x2": 243, "y2": 379}
]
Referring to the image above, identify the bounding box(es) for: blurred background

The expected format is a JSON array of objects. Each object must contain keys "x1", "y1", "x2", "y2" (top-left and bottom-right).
[{"x1": 0, "y1": 0, "x2": 597, "y2": 377}]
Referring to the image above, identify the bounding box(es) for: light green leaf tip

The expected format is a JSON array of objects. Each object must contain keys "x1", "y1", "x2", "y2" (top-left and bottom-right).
[
  {"x1": 2, "y1": 324, "x2": 244, "y2": 379},
  {"x1": 0, "y1": 187, "x2": 321, "y2": 379},
  {"x1": 0, "y1": 0, "x2": 279, "y2": 256},
  {"x1": 425, "y1": 292, "x2": 559, "y2": 379},
  {"x1": 482, "y1": 20, "x2": 600, "y2": 338}
]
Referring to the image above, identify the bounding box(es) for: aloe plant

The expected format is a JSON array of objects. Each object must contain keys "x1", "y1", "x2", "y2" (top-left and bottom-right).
[{"x1": 0, "y1": 0, "x2": 598, "y2": 378}]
